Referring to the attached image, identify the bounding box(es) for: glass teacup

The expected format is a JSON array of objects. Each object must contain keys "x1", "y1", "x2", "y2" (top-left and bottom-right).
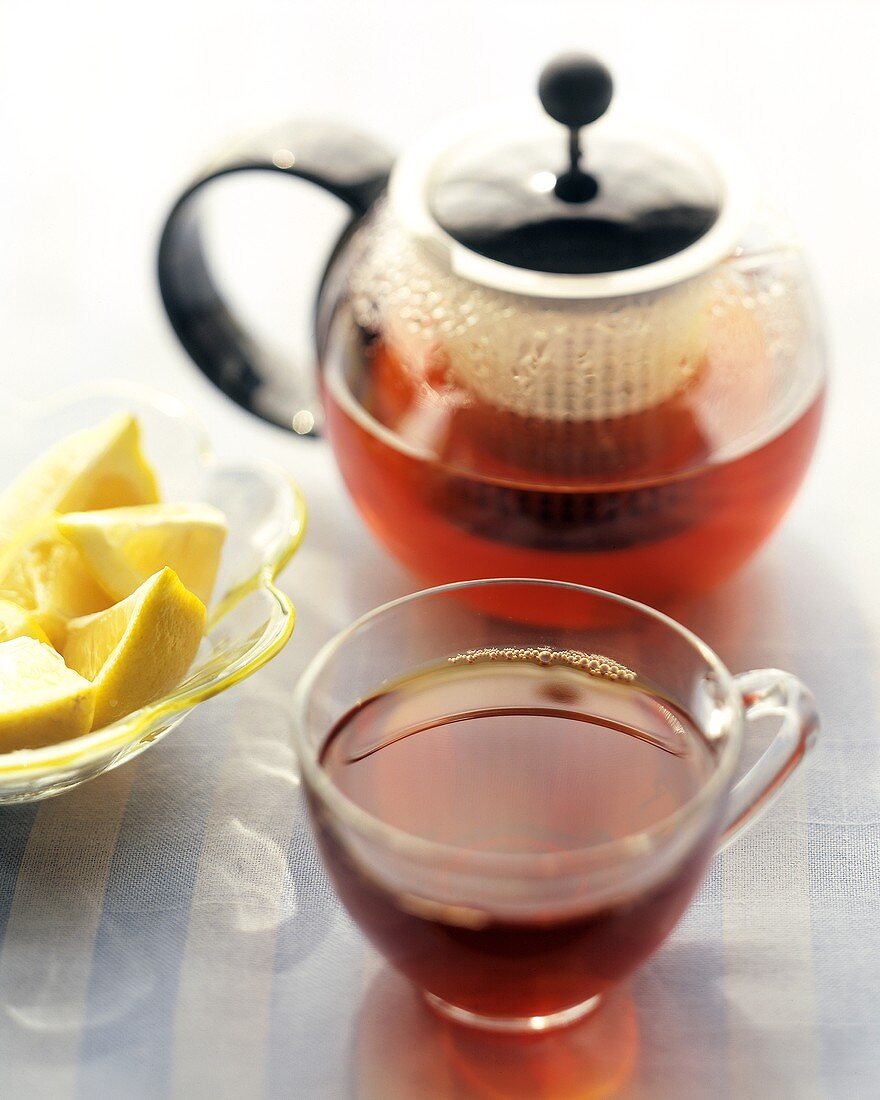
[{"x1": 292, "y1": 579, "x2": 817, "y2": 1033}]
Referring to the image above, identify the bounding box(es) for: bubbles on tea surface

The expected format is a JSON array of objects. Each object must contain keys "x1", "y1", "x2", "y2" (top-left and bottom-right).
[{"x1": 448, "y1": 646, "x2": 635, "y2": 683}]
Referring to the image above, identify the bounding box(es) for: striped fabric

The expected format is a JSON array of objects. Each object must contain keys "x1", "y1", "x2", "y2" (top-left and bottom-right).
[{"x1": 0, "y1": 522, "x2": 876, "y2": 1099}]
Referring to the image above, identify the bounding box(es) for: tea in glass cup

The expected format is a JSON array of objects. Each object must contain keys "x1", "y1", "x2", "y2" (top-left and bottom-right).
[{"x1": 292, "y1": 580, "x2": 818, "y2": 1032}]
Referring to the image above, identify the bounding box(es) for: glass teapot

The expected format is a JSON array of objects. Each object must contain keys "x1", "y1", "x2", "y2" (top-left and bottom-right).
[{"x1": 158, "y1": 54, "x2": 825, "y2": 608}]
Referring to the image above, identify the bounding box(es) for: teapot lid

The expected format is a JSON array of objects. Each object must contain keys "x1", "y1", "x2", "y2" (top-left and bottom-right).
[{"x1": 390, "y1": 54, "x2": 754, "y2": 299}]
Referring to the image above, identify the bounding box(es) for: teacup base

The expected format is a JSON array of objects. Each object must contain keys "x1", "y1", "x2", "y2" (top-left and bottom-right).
[{"x1": 423, "y1": 990, "x2": 603, "y2": 1033}]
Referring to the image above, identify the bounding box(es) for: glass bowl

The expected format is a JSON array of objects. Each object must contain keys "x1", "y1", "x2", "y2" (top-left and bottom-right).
[{"x1": 0, "y1": 380, "x2": 306, "y2": 803}]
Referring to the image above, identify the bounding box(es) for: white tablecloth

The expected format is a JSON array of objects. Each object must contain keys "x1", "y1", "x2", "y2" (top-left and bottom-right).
[{"x1": 0, "y1": 1, "x2": 878, "y2": 1096}]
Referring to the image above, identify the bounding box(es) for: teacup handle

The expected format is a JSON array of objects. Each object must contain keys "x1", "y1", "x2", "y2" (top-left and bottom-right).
[
  {"x1": 157, "y1": 121, "x2": 394, "y2": 435},
  {"x1": 719, "y1": 669, "x2": 819, "y2": 848}
]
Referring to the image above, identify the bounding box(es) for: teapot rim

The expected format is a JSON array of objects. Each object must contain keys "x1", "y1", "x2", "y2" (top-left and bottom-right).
[{"x1": 388, "y1": 102, "x2": 758, "y2": 299}]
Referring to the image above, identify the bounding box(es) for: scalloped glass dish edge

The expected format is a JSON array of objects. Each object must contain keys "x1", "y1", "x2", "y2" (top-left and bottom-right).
[{"x1": 0, "y1": 380, "x2": 306, "y2": 802}]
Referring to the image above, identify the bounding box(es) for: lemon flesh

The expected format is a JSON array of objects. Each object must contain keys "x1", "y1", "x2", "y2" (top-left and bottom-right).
[
  {"x1": 0, "y1": 411, "x2": 159, "y2": 544},
  {"x1": 0, "y1": 637, "x2": 96, "y2": 750},
  {"x1": 59, "y1": 502, "x2": 227, "y2": 607},
  {"x1": 0, "y1": 598, "x2": 51, "y2": 645},
  {"x1": 0, "y1": 514, "x2": 112, "y2": 649},
  {"x1": 63, "y1": 567, "x2": 206, "y2": 729}
]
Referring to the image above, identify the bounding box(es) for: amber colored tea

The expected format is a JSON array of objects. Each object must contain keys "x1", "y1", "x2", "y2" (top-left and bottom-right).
[
  {"x1": 322, "y1": 318, "x2": 824, "y2": 615},
  {"x1": 316, "y1": 657, "x2": 719, "y2": 1023}
]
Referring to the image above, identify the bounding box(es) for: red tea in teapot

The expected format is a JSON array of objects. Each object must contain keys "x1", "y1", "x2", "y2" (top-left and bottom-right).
[{"x1": 322, "y1": 295, "x2": 823, "y2": 612}]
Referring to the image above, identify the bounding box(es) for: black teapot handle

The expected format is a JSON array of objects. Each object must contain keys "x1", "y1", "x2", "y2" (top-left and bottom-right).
[{"x1": 157, "y1": 121, "x2": 393, "y2": 435}]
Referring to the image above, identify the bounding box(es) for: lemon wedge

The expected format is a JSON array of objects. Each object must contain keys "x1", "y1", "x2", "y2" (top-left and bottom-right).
[
  {"x1": 63, "y1": 567, "x2": 206, "y2": 729},
  {"x1": 0, "y1": 412, "x2": 159, "y2": 543},
  {"x1": 0, "y1": 513, "x2": 112, "y2": 649},
  {"x1": 0, "y1": 637, "x2": 95, "y2": 750},
  {"x1": 59, "y1": 502, "x2": 227, "y2": 607},
  {"x1": 0, "y1": 599, "x2": 51, "y2": 645}
]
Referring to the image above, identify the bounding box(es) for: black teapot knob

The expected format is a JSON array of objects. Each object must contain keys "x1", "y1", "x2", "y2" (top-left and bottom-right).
[
  {"x1": 538, "y1": 53, "x2": 613, "y2": 203},
  {"x1": 539, "y1": 53, "x2": 613, "y2": 130}
]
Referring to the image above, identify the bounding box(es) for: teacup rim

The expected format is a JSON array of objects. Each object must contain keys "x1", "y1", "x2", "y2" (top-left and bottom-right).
[{"x1": 291, "y1": 577, "x2": 744, "y2": 875}]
